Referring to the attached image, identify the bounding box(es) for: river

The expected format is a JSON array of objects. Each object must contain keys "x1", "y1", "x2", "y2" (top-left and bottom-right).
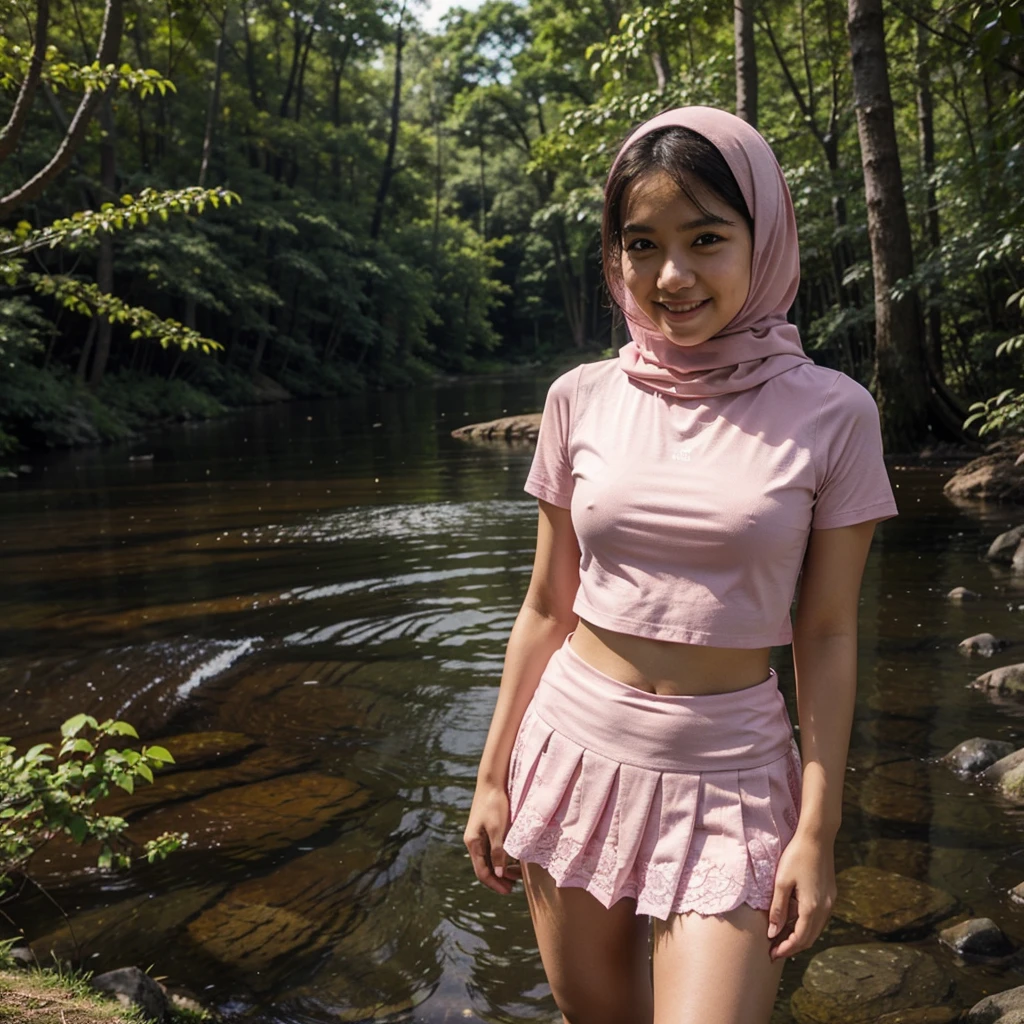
[{"x1": 3, "y1": 376, "x2": 1024, "y2": 1021}]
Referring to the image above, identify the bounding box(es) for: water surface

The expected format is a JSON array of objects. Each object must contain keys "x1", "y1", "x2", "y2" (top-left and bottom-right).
[{"x1": 3, "y1": 379, "x2": 1024, "y2": 1021}]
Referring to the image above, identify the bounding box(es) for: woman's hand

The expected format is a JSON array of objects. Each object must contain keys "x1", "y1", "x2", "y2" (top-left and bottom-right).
[
  {"x1": 463, "y1": 783, "x2": 522, "y2": 896},
  {"x1": 766, "y1": 831, "x2": 836, "y2": 960}
]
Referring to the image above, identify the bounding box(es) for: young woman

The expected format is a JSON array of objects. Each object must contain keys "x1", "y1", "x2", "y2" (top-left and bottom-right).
[{"x1": 463, "y1": 106, "x2": 897, "y2": 1024}]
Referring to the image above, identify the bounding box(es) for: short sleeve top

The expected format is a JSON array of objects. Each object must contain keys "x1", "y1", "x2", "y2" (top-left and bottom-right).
[{"x1": 524, "y1": 359, "x2": 897, "y2": 647}]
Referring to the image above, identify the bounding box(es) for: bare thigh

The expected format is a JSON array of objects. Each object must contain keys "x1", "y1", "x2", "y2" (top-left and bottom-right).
[
  {"x1": 521, "y1": 861, "x2": 653, "y2": 1024},
  {"x1": 652, "y1": 904, "x2": 786, "y2": 1024}
]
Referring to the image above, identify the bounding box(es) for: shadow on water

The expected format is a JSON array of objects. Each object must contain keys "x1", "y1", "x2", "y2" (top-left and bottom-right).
[{"x1": 5, "y1": 379, "x2": 1024, "y2": 1021}]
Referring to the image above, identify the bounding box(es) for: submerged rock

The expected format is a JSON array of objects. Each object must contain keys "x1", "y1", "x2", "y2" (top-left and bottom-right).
[
  {"x1": 187, "y1": 839, "x2": 379, "y2": 974},
  {"x1": 960, "y1": 633, "x2": 1007, "y2": 657},
  {"x1": 939, "y1": 917, "x2": 1015, "y2": 960},
  {"x1": 948, "y1": 586, "x2": 983, "y2": 601},
  {"x1": 129, "y1": 772, "x2": 369, "y2": 860},
  {"x1": 153, "y1": 730, "x2": 260, "y2": 773},
  {"x1": 790, "y1": 944, "x2": 953, "y2": 1024},
  {"x1": 966, "y1": 984, "x2": 1024, "y2": 1022},
  {"x1": 105, "y1": 746, "x2": 314, "y2": 818},
  {"x1": 943, "y1": 737, "x2": 1015, "y2": 774},
  {"x1": 973, "y1": 664, "x2": 1024, "y2": 696},
  {"x1": 832, "y1": 867, "x2": 958, "y2": 937},
  {"x1": 30, "y1": 884, "x2": 221, "y2": 963}
]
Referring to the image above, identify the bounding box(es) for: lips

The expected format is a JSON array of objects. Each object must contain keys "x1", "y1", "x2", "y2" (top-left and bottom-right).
[{"x1": 657, "y1": 298, "x2": 709, "y2": 314}]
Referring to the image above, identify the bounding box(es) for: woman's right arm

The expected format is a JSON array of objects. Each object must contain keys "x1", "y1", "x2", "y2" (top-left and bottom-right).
[{"x1": 463, "y1": 498, "x2": 581, "y2": 895}]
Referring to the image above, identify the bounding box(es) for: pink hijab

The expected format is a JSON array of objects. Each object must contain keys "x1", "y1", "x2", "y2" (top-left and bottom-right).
[{"x1": 610, "y1": 107, "x2": 812, "y2": 398}]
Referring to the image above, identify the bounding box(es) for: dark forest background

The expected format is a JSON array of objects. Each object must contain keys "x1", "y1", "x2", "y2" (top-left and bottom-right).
[{"x1": 0, "y1": 0, "x2": 1021, "y2": 454}]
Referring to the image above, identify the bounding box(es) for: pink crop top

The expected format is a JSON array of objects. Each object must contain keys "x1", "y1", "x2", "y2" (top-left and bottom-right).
[{"x1": 525, "y1": 359, "x2": 898, "y2": 648}]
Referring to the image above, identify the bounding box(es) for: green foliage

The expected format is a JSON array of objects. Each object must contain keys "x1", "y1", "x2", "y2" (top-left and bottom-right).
[
  {"x1": 1, "y1": 0, "x2": 1022, "y2": 446},
  {"x1": 0, "y1": 715, "x2": 184, "y2": 895}
]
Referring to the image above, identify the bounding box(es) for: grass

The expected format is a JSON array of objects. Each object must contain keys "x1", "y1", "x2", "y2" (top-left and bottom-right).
[{"x1": 0, "y1": 967, "x2": 211, "y2": 1024}]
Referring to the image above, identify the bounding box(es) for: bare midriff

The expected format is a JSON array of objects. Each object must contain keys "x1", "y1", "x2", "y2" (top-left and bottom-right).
[{"x1": 569, "y1": 619, "x2": 773, "y2": 697}]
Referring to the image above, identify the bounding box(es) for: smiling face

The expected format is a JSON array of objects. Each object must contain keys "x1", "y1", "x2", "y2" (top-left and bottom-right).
[{"x1": 619, "y1": 170, "x2": 753, "y2": 348}]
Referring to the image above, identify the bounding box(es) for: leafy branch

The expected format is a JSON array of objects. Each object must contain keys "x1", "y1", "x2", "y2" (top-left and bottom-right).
[{"x1": 0, "y1": 715, "x2": 184, "y2": 895}]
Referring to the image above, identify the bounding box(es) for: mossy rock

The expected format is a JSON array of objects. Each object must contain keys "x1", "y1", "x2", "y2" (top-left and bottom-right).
[
  {"x1": 832, "y1": 867, "x2": 957, "y2": 937},
  {"x1": 791, "y1": 944, "x2": 953, "y2": 1024}
]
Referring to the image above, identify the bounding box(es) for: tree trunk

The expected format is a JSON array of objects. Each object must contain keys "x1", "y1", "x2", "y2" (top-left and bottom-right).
[
  {"x1": 199, "y1": 1, "x2": 230, "y2": 188},
  {"x1": 915, "y1": 9, "x2": 943, "y2": 378},
  {"x1": 848, "y1": 0, "x2": 930, "y2": 450},
  {"x1": 734, "y1": 0, "x2": 758, "y2": 127},
  {"x1": 369, "y1": 2, "x2": 406, "y2": 241},
  {"x1": 0, "y1": 0, "x2": 123, "y2": 218},
  {"x1": 88, "y1": 97, "x2": 118, "y2": 386}
]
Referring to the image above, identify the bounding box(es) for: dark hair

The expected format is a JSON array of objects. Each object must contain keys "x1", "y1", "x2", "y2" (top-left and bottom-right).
[{"x1": 602, "y1": 125, "x2": 753, "y2": 297}]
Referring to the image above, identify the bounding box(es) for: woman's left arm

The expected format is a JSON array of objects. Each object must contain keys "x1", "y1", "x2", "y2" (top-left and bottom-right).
[{"x1": 767, "y1": 519, "x2": 878, "y2": 961}]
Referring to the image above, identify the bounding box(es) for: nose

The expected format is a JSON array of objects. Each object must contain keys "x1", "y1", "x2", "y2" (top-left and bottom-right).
[{"x1": 657, "y1": 250, "x2": 697, "y2": 291}]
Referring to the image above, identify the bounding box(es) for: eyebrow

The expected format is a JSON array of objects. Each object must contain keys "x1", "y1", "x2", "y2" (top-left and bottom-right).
[{"x1": 622, "y1": 214, "x2": 734, "y2": 235}]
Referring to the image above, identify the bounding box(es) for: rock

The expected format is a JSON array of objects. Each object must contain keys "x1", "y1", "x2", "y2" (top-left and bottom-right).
[
  {"x1": 946, "y1": 446, "x2": 1024, "y2": 503},
  {"x1": 939, "y1": 917, "x2": 1014, "y2": 959},
  {"x1": 91, "y1": 967, "x2": 169, "y2": 1023},
  {"x1": 989, "y1": 526, "x2": 1024, "y2": 562},
  {"x1": 948, "y1": 586, "x2": 983, "y2": 601},
  {"x1": 1015, "y1": 540, "x2": 1024, "y2": 572},
  {"x1": 1010, "y1": 881, "x2": 1024, "y2": 904},
  {"x1": 983, "y1": 748, "x2": 1024, "y2": 781},
  {"x1": 790, "y1": 944, "x2": 953, "y2": 1024},
  {"x1": 861, "y1": 838, "x2": 932, "y2": 879},
  {"x1": 30, "y1": 883, "x2": 222, "y2": 963},
  {"x1": 832, "y1": 867, "x2": 958, "y2": 937},
  {"x1": 450, "y1": 413, "x2": 542, "y2": 443},
  {"x1": 860, "y1": 760, "x2": 933, "y2": 826},
  {"x1": 153, "y1": 731, "x2": 260, "y2": 773},
  {"x1": 128, "y1": 772, "x2": 369, "y2": 860},
  {"x1": 103, "y1": 745, "x2": 313, "y2": 819},
  {"x1": 187, "y1": 840, "x2": 377, "y2": 973},
  {"x1": 997, "y1": 763, "x2": 1024, "y2": 804},
  {"x1": 973, "y1": 663, "x2": 1024, "y2": 696},
  {"x1": 960, "y1": 633, "x2": 1007, "y2": 656},
  {"x1": 967, "y1": 985, "x2": 1024, "y2": 1022},
  {"x1": 8, "y1": 945, "x2": 34, "y2": 969},
  {"x1": 943, "y1": 737, "x2": 1015, "y2": 773},
  {"x1": 877, "y1": 1011, "x2": 960, "y2": 1024}
]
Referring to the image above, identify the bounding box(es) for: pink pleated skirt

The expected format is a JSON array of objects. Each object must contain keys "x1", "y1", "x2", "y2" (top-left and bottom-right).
[{"x1": 503, "y1": 639, "x2": 802, "y2": 920}]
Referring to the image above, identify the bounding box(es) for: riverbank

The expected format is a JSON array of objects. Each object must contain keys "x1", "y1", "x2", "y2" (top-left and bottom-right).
[
  {"x1": 0, "y1": 964, "x2": 209, "y2": 1023},
  {"x1": 0, "y1": 351, "x2": 590, "y2": 468}
]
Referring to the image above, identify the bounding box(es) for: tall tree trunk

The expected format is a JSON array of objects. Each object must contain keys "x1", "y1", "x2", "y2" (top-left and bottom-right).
[
  {"x1": 915, "y1": 10, "x2": 943, "y2": 379},
  {"x1": 369, "y1": 2, "x2": 406, "y2": 241},
  {"x1": 199, "y1": 1, "x2": 230, "y2": 188},
  {"x1": 0, "y1": 0, "x2": 123, "y2": 218},
  {"x1": 477, "y1": 112, "x2": 487, "y2": 240},
  {"x1": 734, "y1": 0, "x2": 758, "y2": 126},
  {"x1": 848, "y1": 0, "x2": 930, "y2": 450},
  {"x1": 88, "y1": 98, "x2": 118, "y2": 386}
]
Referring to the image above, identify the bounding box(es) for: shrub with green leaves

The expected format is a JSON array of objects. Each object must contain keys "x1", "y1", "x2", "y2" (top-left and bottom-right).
[{"x1": 0, "y1": 715, "x2": 184, "y2": 896}]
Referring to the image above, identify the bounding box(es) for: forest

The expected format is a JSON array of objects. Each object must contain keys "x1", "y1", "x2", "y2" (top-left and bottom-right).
[{"x1": 0, "y1": 0, "x2": 1021, "y2": 454}]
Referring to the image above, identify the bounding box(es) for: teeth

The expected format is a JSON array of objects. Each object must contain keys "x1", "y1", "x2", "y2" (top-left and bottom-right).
[{"x1": 661, "y1": 300, "x2": 705, "y2": 312}]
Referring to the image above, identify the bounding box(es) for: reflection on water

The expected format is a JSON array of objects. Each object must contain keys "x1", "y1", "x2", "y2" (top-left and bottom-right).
[{"x1": 4, "y1": 381, "x2": 1024, "y2": 1021}]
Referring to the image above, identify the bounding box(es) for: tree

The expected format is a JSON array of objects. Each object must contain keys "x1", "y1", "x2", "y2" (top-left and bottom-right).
[
  {"x1": 847, "y1": 0, "x2": 930, "y2": 449},
  {"x1": 734, "y1": 0, "x2": 758, "y2": 126}
]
